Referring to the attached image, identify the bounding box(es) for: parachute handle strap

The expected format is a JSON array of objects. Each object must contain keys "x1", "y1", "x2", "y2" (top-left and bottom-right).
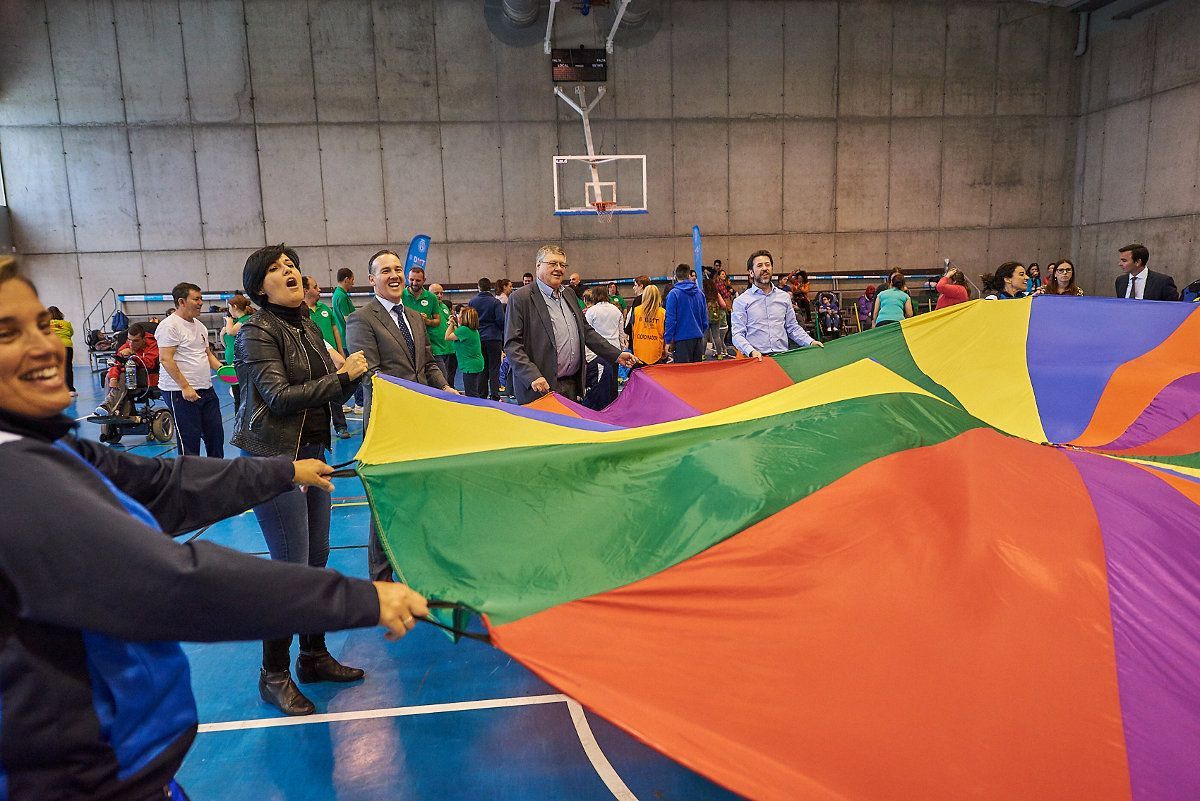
[{"x1": 423, "y1": 600, "x2": 492, "y2": 643}]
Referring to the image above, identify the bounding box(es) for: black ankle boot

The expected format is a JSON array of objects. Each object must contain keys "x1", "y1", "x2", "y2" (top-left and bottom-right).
[
  {"x1": 296, "y1": 650, "x2": 366, "y2": 684},
  {"x1": 258, "y1": 669, "x2": 315, "y2": 715}
]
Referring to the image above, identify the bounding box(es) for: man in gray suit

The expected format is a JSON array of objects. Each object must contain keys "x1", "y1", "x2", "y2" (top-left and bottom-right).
[
  {"x1": 346, "y1": 248, "x2": 457, "y2": 581},
  {"x1": 505, "y1": 244, "x2": 636, "y2": 406}
]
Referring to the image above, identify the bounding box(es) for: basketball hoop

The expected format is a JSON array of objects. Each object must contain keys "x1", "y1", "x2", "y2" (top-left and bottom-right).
[{"x1": 592, "y1": 200, "x2": 616, "y2": 224}]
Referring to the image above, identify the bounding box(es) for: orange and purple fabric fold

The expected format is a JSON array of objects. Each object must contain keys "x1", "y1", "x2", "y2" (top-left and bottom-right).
[{"x1": 357, "y1": 296, "x2": 1199, "y2": 801}]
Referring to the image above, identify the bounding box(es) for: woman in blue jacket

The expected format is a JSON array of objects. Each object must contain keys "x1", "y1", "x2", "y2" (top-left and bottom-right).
[{"x1": 0, "y1": 256, "x2": 427, "y2": 800}]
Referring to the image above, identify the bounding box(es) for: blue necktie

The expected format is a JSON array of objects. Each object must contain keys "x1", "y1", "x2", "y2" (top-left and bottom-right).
[{"x1": 393, "y1": 307, "x2": 416, "y2": 363}]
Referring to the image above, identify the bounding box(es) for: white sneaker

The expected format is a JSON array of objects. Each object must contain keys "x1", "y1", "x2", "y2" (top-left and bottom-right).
[
  {"x1": 352, "y1": 405, "x2": 364, "y2": 415},
  {"x1": 341, "y1": 404, "x2": 355, "y2": 413}
]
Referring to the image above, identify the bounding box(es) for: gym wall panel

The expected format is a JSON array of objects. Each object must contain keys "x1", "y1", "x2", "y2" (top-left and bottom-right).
[
  {"x1": 938, "y1": 228, "x2": 989, "y2": 273},
  {"x1": 888, "y1": 118, "x2": 942, "y2": 231},
  {"x1": 496, "y1": 41, "x2": 555, "y2": 123},
  {"x1": 114, "y1": 0, "x2": 189, "y2": 125},
  {"x1": 728, "y1": 1, "x2": 783, "y2": 118},
  {"x1": 500, "y1": 122, "x2": 560, "y2": 243},
  {"x1": 837, "y1": 2, "x2": 893, "y2": 118},
  {"x1": 204, "y1": 248, "x2": 256, "y2": 292},
  {"x1": 141, "y1": 250, "x2": 206, "y2": 296},
  {"x1": 990, "y1": 117, "x2": 1043, "y2": 228},
  {"x1": 612, "y1": 120, "x2": 675, "y2": 239},
  {"x1": 1038, "y1": 226, "x2": 1071, "y2": 267},
  {"x1": 1077, "y1": 111, "x2": 1105, "y2": 225},
  {"x1": 939, "y1": 118, "x2": 993, "y2": 229},
  {"x1": 1097, "y1": 100, "x2": 1149, "y2": 224},
  {"x1": 1129, "y1": 216, "x2": 1195, "y2": 280},
  {"x1": 61, "y1": 127, "x2": 139, "y2": 252},
  {"x1": 557, "y1": 238, "x2": 619, "y2": 285},
  {"x1": 245, "y1": 0, "x2": 316, "y2": 124},
  {"x1": 193, "y1": 126, "x2": 265, "y2": 249},
  {"x1": 440, "y1": 123, "x2": 504, "y2": 242},
  {"x1": 1040, "y1": 117, "x2": 1076, "y2": 229},
  {"x1": 1045, "y1": 11, "x2": 1082, "y2": 117},
  {"x1": 729, "y1": 120, "x2": 783, "y2": 234},
  {"x1": 179, "y1": 0, "x2": 252, "y2": 124},
  {"x1": 433, "y1": 0, "x2": 498, "y2": 123},
  {"x1": 329, "y1": 245, "x2": 389, "y2": 284},
  {"x1": 1144, "y1": 83, "x2": 1200, "y2": 219},
  {"x1": 887, "y1": 230, "x2": 939, "y2": 271},
  {"x1": 446, "y1": 241, "x2": 508, "y2": 286},
  {"x1": 782, "y1": 233, "x2": 835, "y2": 275},
  {"x1": 128, "y1": 127, "x2": 203, "y2": 251},
  {"x1": 985, "y1": 227, "x2": 1040, "y2": 270},
  {"x1": 0, "y1": 1, "x2": 61, "y2": 125},
  {"x1": 78, "y1": 252, "x2": 143, "y2": 308},
  {"x1": 289, "y1": 247, "x2": 330, "y2": 286},
  {"x1": 835, "y1": 120, "x2": 889, "y2": 232},
  {"x1": 380, "y1": 123, "x2": 448, "y2": 243},
  {"x1": 311, "y1": 0, "x2": 378, "y2": 124},
  {"x1": 834, "y1": 231, "x2": 887, "y2": 271},
  {"x1": 677, "y1": 233, "x2": 727, "y2": 269},
  {"x1": 995, "y1": 8, "x2": 1049, "y2": 116},
  {"x1": 257, "y1": 124, "x2": 326, "y2": 246},
  {"x1": 944, "y1": 4, "x2": 998, "y2": 117},
  {"x1": 670, "y1": 0, "x2": 728, "y2": 120},
  {"x1": 46, "y1": 0, "x2": 123, "y2": 125},
  {"x1": 1100, "y1": 19, "x2": 1154, "y2": 110},
  {"x1": 891, "y1": 3, "x2": 946, "y2": 118},
  {"x1": 0, "y1": 127, "x2": 75, "y2": 253},
  {"x1": 23, "y1": 254, "x2": 84, "y2": 333},
  {"x1": 783, "y1": 1, "x2": 837, "y2": 119},
  {"x1": 320, "y1": 124, "x2": 387, "y2": 246},
  {"x1": 610, "y1": 26, "x2": 672, "y2": 120},
  {"x1": 616, "y1": 236, "x2": 675, "y2": 281},
  {"x1": 782, "y1": 120, "x2": 836, "y2": 233},
  {"x1": 1153, "y1": 3, "x2": 1200, "y2": 95},
  {"x1": 728, "y1": 233, "x2": 782, "y2": 270},
  {"x1": 673, "y1": 121, "x2": 729, "y2": 236},
  {"x1": 374, "y1": 0, "x2": 439, "y2": 122}
]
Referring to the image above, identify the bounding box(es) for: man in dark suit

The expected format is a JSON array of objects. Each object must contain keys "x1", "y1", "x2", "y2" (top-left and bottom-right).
[
  {"x1": 346, "y1": 248, "x2": 456, "y2": 581},
  {"x1": 1115, "y1": 243, "x2": 1179, "y2": 301},
  {"x1": 504, "y1": 245, "x2": 637, "y2": 406}
]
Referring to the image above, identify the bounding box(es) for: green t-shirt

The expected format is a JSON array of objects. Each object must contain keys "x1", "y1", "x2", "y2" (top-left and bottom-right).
[
  {"x1": 331, "y1": 285, "x2": 355, "y2": 345},
  {"x1": 223, "y1": 313, "x2": 252, "y2": 364},
  {"x1": 428, "y1": 300, "x2": 454, "y2": 356},
  {"x1": 402, "y1": 287, "x2": 440, "y2": 328},
  {"x1": 309, "y1": 301, "x2": 339, "y2": 348},
  {"x1": 453, "y1": 325, "x2": 485, "y2": 374},
  {"x1": 612, "y1": 294, "x2": 627, "y2": 311}
]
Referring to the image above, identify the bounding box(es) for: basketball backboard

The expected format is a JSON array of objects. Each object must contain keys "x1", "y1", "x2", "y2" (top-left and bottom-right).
[{"x1": 552, "y1": 154, "x2": 648, "y2": 217}]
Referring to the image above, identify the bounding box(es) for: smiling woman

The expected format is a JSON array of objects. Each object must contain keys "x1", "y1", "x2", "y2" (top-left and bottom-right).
[{"x1": 0, "y1": 255, "x2": 428, "y2": 800}]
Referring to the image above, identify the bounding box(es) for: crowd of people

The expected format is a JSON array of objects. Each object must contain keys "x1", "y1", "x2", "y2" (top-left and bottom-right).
[{"x1": 1, "y1": 235, "x2": 1192, "y2": 797}]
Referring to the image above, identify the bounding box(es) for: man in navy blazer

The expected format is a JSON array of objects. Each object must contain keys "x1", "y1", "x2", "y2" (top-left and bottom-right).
[{"x1": 1115, "y1": 244, "x2": 1178, "y2": 301}]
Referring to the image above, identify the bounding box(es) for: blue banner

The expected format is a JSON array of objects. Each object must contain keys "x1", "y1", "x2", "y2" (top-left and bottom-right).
[
  {"x1": 692, "y1": 225, "x2": 702, "y2": 277},
  {"x1": 404, "y1": 235, "x2": 431, "y2": 279}
]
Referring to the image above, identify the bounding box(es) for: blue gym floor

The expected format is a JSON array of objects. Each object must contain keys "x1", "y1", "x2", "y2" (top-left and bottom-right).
[{"x1": 67, "y1": 367, "x2": 740, "y2": 801}]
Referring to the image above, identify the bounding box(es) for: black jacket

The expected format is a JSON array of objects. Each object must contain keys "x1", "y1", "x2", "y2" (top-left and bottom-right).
[
  {"x1": 231, "y1": 308, "x2": 359, "y2": 457},
  {"x1": 1115, "y1": 270, "x2": 1179, "y2": 302},
  {"x1": 0, "y1": 410, "x2": 380, "y2": 800}
]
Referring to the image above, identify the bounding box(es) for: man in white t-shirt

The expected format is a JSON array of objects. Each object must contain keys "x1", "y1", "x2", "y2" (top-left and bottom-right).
[{"x1": 156, "y1": 282, "x2": 225, "y2": 457}]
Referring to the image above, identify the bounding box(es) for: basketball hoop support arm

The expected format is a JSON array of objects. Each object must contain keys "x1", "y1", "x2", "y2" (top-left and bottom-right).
[
  {"x1": 555, "y1": 85, "x2": 607, "y2": 200},
  {"x1": 544, "y1": 0, "x2": 560, "y2": 54},
  {"x1": 605, "y1": 0, "x2": 633, "y2": 53}
]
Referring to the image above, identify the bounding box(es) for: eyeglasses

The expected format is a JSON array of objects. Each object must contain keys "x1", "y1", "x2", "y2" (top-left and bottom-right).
[{"x1": 539, "y1": 261, "x2": 569, "y2": 269}]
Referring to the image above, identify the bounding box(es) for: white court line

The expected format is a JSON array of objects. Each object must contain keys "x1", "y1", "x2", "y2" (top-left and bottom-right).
[
  {"x1": 566, "y1": 698, "x2": 641, "y2": 801},
  {"x1": 198, "y1": 692, "x2": 640, "y2": 800},
  {"x1": 196, "y1": 693, "x2": 567, "y2": 733}
]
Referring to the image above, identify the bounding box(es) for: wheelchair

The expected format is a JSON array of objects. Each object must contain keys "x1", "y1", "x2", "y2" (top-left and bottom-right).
[{"x1": 88, "y1": 365, "x2": 175, "y2": 445}]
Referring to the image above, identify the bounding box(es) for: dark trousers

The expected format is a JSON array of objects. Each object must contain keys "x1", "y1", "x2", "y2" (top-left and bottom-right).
[
  {"x1": 165, "y1": 388, "x2": 224, "y2": 457},
  {"x1": 462, "y1": 370, "x2": 487, "y2": 398},
  {"x1": 231, "y1": 382, "x2": 242, "y2": 412},
  {"x1": 330, "y1": 401, "x2": 347, "y2": 432},
  {"x1": 555, "y1": 374, "x2": 581, "y2": 402},
  {"x1": 672, "y1": 337, "x2": 705, "y2": 363},
  {"x1": 250, "y1": 443, "x2": 332, "y2": 670},
  {"x1": 435, "y1": 353, "x2": 458, "y2": 391},
  {"x1": 64, "y1": 346, "x2": 75, "y2": 391},
  {"x1": 481, "y1": 339, "x2": 502, "y2": 400},
  {"x1": 368, "y1": 517, "x2": 393, "y2": 582},
  {"x1": 582, "y1": 358, "x2": 617, "y2": 410}
]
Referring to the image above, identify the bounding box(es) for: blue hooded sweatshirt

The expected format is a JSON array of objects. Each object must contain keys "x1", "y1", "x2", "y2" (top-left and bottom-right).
[{"x1": 663, "y1": 280, "x2": 708, "y2": 343}]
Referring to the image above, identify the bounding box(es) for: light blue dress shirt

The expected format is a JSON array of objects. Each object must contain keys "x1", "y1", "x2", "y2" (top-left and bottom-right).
[{"x1": 730, "y1": 284, "x2": 815, "y2": 355}]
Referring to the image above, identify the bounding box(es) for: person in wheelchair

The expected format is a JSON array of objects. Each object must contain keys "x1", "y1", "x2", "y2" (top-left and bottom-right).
[{"x1": 95, "y1": 322, "x2": 159, "y2": 417}]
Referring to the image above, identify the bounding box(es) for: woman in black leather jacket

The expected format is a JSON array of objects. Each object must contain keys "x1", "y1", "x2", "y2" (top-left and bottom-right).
[{"x1": 233, "y1": 243, "x2": 369, "y2": 715}]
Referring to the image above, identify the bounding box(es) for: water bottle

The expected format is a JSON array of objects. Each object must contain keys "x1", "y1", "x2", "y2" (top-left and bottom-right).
[{"x1": 125, "y1": 358, "x2": 138, "y2": 389}]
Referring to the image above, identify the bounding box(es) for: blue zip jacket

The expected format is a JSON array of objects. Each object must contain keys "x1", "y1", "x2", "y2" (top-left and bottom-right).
[
  {"x1": 469, "y1": 291, "x2": 505, "y2": 342},
  {"x1": 0, "y1": 409, "x2": 380, "y2": 800},
  {"x1": 663, "y1": 280, "x2": 709, "y2": 343}
]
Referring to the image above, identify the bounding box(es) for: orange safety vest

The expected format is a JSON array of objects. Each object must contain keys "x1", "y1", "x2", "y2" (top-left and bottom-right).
[{"x1": 631, "y1": 306, "x2": 666, "y2": 365}]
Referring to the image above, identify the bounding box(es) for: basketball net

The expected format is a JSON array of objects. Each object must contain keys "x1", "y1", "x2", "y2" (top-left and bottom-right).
[{"x1": 593, "y1": 200, "x2": 616, "y2": 224}]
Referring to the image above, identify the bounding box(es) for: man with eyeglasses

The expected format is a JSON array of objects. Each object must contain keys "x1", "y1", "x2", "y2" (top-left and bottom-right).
[{"x1": 504, "y1": 245, "x2": 637, "y2": 405}]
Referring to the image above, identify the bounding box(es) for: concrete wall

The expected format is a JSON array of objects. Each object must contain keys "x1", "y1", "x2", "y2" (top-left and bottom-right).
[
  {"x1": 1073, "y1": 1, "x2": 1200, "y2": 296},
  {"x1": 0, "y1": 0, "x2": 1081, "y2": 330}
]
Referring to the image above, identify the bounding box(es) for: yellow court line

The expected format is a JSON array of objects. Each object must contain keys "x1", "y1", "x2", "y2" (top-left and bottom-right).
[{"x1": 358, "y1": 360, "x2": 950, "y2": 465}]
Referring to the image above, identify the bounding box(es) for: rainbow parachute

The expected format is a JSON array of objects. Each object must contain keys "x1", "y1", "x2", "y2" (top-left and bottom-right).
[{"x1": 358, "y1": 296, "x2": 1199, "y2": 801}]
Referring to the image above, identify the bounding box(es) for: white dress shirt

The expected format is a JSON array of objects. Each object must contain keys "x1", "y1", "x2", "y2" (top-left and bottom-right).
[
  {"x1": 1125, "y1": 267, "x2": 1148, "y2": 299},
  {"x1": 375, "y1": 293, "x2": 417, "y2": 342}
]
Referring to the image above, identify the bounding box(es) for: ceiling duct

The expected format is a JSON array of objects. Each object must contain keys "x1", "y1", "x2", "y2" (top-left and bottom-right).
[{"x1": 501, "y1": 0, "x2": 541, "y2": 27}]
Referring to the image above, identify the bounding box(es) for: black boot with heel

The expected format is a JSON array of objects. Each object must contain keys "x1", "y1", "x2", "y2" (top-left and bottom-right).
[
  {"x1": 296, "y1": 633, "x2": 366, "y2": 684},
  {"x1": 258, "y1": 637, "x2": 315, "y2": 716}
]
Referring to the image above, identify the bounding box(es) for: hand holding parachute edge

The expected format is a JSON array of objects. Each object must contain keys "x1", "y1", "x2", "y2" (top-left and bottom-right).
[{"x1": 375, "y1": 582, "x2": 430, "y2": 641}]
